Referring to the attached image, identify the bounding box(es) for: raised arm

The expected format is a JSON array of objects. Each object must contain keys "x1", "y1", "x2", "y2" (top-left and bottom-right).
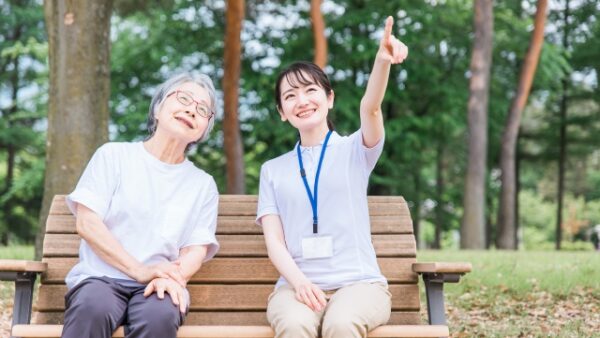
[
  {"x1": 261, "y1": 214, "x2": 328, "y2": 312},
  {"x1": 360, "y1": 16, "x2": 408, "y2": 147}
]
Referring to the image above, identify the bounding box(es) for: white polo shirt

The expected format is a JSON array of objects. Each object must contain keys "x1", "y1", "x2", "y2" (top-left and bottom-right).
[
  {"x1": 257, "y1": 130, "x2": 387, "y2": 290},
  {"x1": 65, "y1": 142, "x2": 219, "y2": 289}
]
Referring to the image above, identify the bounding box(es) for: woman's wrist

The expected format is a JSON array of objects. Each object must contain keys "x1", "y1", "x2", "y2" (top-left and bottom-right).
[
  {"x1": 291, "y1": 277, "x2": 311, "y2": 290},
  {"x1": 375, "y1": 50, "x2": 393, "y2": 64}
]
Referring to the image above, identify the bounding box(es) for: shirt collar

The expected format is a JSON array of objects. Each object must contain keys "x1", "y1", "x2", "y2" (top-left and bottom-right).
[{"x1": 293, "y1": 131, "x2": 341, "y2": 156}]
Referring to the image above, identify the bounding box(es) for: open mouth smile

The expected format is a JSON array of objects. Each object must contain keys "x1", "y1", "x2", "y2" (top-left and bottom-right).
[
  {"x1": 175, "y1": 116, "x2": 194, "y2": 129},
  {"x1": 296, "y1": 109, "x2": 317, "y2": 118}
]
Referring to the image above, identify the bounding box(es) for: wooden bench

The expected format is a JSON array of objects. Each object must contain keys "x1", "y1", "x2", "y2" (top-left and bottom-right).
[{"x1": 1, "y1": 195, "x2": 471, "y2": 338}]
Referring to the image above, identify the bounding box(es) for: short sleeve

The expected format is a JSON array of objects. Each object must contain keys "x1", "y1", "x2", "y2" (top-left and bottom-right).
[
  {"x1": 66, "y1": 143, "x2": 119, "y2": 219},
  {"x1": 182, "y1": 179, "x2": 220, "y2": 261},
  {"x1": 256, "y1": 164, "x2": 279, "y2": 226},
  {"x1": 352, "y1": 129, "x2": 385, "y2": 175}
]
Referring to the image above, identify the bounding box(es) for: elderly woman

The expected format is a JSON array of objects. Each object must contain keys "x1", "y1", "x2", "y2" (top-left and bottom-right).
[{"x1": 61, "y1": 73, "x2": 220, "y2": 338}]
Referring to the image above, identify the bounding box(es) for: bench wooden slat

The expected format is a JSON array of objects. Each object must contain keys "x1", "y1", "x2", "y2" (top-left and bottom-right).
[
  {"x1": 13, "y1": 324, "x2": 449, "y2": 338},
  {"x1": 42, "y1": 257, "x2": 418, "y2": 284},
  {"x1": 35, "y1": 284, "x2": 420, "y2": 312},
  {"x1": 33, "y1": 311, "x2": 423, "y2": 326},
  {"x1": 45, "y1": 215, "x2": 414, "y2": 234},
  {"x1": 49, "y1": 195, "x2": 410, "y2": 217},
  {"x1": 42, "y1": 234, "x2": 417, "y2": 258}
]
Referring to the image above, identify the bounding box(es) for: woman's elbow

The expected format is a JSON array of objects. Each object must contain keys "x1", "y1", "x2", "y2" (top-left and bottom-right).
[
  {"x1": 360, "y1": 100, "x2": 380, "y2": 117},
  {"x1": 75, "y1": 215, "x2": 94, "y2": 238},
  {"x1": 265, "y1": 240, "x2": 284, "y2": 261}
]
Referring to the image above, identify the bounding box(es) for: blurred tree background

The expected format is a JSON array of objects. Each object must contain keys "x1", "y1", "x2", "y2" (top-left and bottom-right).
[{"x1": 1, "y1": 0, "x2": 600, "y2": 251}]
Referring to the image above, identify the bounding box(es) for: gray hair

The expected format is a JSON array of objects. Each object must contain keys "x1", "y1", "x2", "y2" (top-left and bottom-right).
[{"x1": 146, "y1": 72, "x2": 217, "y2": 145}]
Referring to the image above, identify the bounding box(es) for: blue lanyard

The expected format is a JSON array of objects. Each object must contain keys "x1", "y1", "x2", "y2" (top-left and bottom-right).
[{"x1": 296, "y1": 130, "x2": 333, "y2": 234}]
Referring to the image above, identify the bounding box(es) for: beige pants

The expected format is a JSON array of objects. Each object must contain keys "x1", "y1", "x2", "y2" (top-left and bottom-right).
[{"x1": 266, "y1": 282, "x2": 392, "y2": 338}]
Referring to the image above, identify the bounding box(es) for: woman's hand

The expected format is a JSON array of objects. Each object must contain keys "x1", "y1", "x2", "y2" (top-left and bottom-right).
[
  {"x1": 294, "y1": 281, "x2": 328, "y2": 312},
  {"x1": 144, "y1": 277, "x2": 188, "y2": 313},
  {"x1": 377, "y1": 16, "x2": 408, "y2": 64},
  {"x1": 133, "y1": 261, "x2": 186, "y2": 287}
]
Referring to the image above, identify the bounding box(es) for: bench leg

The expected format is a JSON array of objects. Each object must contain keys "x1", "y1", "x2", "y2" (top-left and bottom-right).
[
  {"x1": 423, "y1": 275, "x2": 446, "y2": 326},
  {"x1": 11, "y1": 272, "x2": 37, "y2": 338}
]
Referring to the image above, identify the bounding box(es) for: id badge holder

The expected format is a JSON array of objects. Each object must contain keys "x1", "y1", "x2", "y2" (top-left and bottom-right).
[{"x1": 301, "y1": 235, "x2": 333, "y2": 259}]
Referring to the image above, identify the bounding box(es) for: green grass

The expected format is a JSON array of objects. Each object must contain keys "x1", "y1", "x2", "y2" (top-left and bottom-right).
[
  {"x1": 0, "y1": 244, "x2": 34, "y2": 260},
  {"x1": 418, "y1": 250, "x2": 600, "y2": 297}
]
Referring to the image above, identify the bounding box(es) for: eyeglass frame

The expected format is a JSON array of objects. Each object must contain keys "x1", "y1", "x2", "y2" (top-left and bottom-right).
[{"x1": 166, "y1": 90, "x2": 215, "y2": 119}]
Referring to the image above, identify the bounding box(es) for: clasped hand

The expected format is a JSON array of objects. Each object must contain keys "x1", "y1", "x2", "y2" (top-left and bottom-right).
[
  {"x1": 144, "y1": 277, "x2": 188, "y2": 313},
  {"x1": 133, "y1": 260, "x2": 186, "y2": 287},
  {"x1": 133, "y1": 261, "x2": 188, "y2": 313}
]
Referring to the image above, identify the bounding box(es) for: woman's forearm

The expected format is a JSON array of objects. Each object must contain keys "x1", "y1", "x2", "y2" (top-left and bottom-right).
[
  {"x1": 75, "y1": 203, "x2": 146, "y2": 279},
  {"x1": 267, "y1": 241, "x2": 311, "y2": 289},
  {"x1": 360, "y1": 54, "x2": 391, "y2": 147},
  {"x1": 177, "y1": 245, "x2": 207, "y2": 282},
  {"x1": 361, "y1": 54, "x2": 392, "y2": 116},
  {"x1": 262, "y1": 215, "x2": 311, "y2": 289}
]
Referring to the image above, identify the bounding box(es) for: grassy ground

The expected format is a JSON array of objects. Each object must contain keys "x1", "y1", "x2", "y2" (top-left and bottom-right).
[
  {"x1": 1, "y1": 246, "x2": 599, "y2": 337},
  {"x1": 417, "y1": 250, "x2": 600, "y2": 337}
]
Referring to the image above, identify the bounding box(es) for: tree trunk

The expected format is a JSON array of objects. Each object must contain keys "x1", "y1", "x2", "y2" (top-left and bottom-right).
[
  {"x1": 485, "y1": 193, "x2": 493, "y2": 249},
  {"x1": 4, "y1": 55, "x2": 19, "y2": 195},
  {"x1": 434, "y1": 140, "x2": 445, "y2": 249},
  {"x1": 35, "y1": 0, "x2": 112, "y2": 258},
  {"x1": 310, "y1": 0, "x2": 327, "y2": 69},
  {"x1": 515, "y1": 134, "x2": 521, "y2": 248},
  {"x1": 497, "y1": 0, "x2": 548, "y2": 250},
  {"x1": 2, "y1": 21, "x2": 23, "y2": 246},
  {"x1": 223, "y1": 0, "x2": 246, "y2": 194},
  {"x1": 556, "y1": 0, "x2": 570, "y2": 251},
  {"x1": 461, "y1": 0, "x2": 493, "y2": 249},
  {"x1": 412, "y1": 168, "x2": 423, "y2": 249}
]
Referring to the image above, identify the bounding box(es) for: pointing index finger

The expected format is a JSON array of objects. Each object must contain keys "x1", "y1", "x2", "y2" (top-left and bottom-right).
[{"x1": 383, "y1": 16, "x2": 393, "y2": 41}]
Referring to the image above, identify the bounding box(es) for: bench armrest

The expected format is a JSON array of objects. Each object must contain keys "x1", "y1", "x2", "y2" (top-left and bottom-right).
[
  {"x1": 412, "y1": 261, "x2": 471, "y2": 326},
  {"x1": 0, "y1": 259, "x2": 47, "y2": 273},
  {"x1": 0, "y1": 259, "x2": 47, "y2": 328},
  {"x1": 412, "y1": 262, "x2": 472, "y2": 275}
]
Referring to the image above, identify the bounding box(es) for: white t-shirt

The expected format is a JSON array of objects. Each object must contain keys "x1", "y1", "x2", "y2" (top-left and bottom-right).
[
  {"x1": 65, "y1": 142, "x2": 219, "y2": 289},
  {"x1": 256, "y1": 130, "x2": 387, "y2": 290}
]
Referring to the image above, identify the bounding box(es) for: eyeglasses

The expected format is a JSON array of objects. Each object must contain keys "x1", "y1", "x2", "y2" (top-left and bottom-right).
[{"x1": 167, "y1": 90, "x2": 214, "y2": 119}]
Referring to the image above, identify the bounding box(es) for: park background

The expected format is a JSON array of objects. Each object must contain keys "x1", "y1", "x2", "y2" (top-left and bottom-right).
[{"x1": 0, "y1": 0, "x2": 599, "y2": 337}]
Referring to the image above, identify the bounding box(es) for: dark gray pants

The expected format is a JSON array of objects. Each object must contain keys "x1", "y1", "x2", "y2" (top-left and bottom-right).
[{"x1": 61, "y1": 277, "x2": 186, "y2": 338}]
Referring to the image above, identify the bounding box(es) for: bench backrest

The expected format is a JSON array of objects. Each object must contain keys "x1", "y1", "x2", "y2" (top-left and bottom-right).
[{"x1": 35, "y1": 195, "x2": 421, "y2": 325}]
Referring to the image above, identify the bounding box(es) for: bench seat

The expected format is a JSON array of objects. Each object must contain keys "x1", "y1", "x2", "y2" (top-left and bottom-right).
[{"x1": 12, "y1": 324, "x2": 450, "y2": 337}]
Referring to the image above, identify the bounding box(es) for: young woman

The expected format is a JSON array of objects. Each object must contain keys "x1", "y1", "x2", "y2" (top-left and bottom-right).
[
  {"x1": 257, "y1": 17, "x2": 408, "y2": 338},
  {"x1": 61, "y1": 73, "x2": 220, "y2": 338}
]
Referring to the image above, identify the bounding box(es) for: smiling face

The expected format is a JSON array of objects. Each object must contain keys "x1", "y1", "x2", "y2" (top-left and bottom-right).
[
  {"x1": 277, "y1": 70, "x2": 334, "y2": 133},
  {"x1": 154, "y1": 81, "x2": 212, "y2": 144}
]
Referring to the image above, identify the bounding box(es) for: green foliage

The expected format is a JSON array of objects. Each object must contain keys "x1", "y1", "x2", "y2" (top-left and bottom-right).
[
  {"x1": 2, "y1": 0, "x2": 600, "y2": 250},
  {"x1": 104, "y1": 0, "x2": 600, "y2": 250},
  {"x1": 0, "y1": 0, "x2": 47, "y2": 244},
  {"x1": 519, "y1": 189, "x2": 600, "y2": 250}
]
